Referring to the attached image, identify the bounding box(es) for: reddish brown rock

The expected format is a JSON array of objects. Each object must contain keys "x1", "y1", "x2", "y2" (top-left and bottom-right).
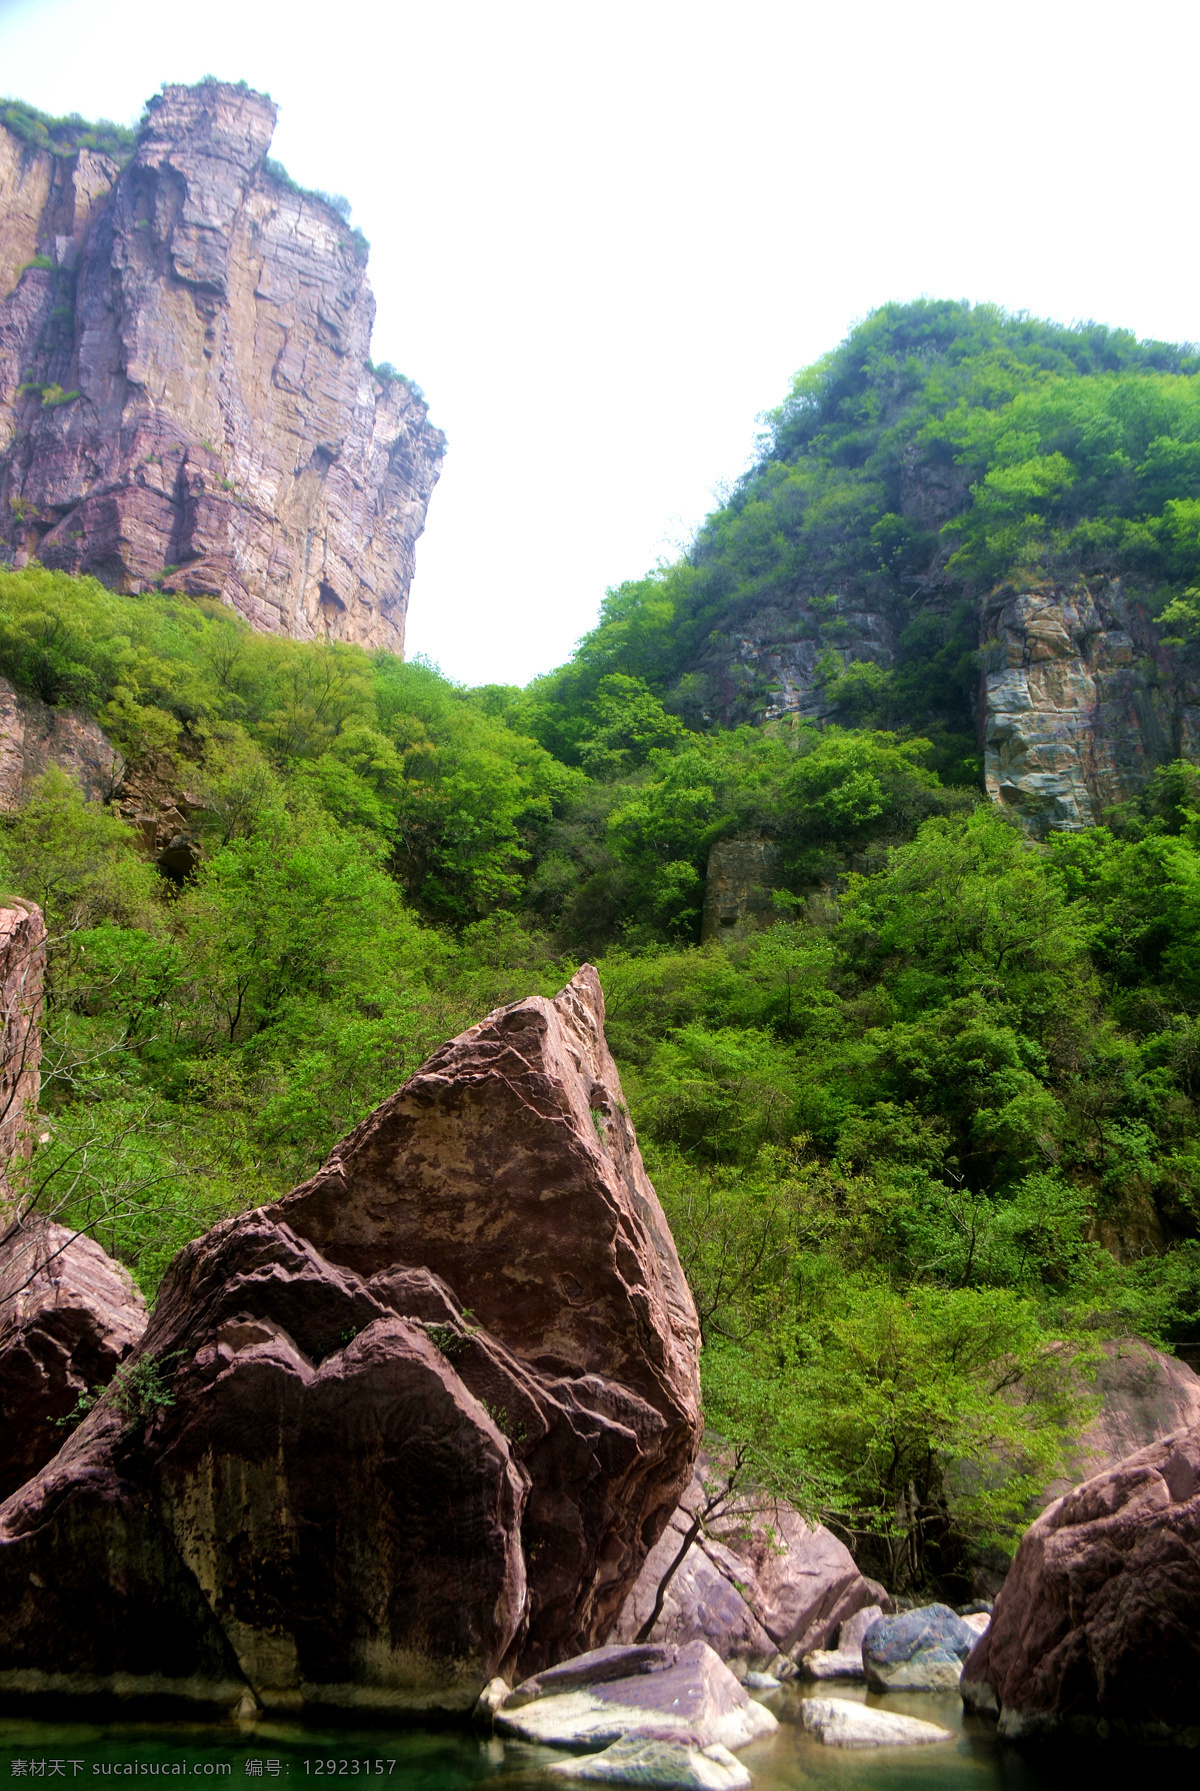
[
  {"x1": 0, "y1": 1218, "x2": 146, "y2": 1501},
  {"x1": 0, "y1": 900, "x2": 44, "y2": 1177},
  {"x1": 0, "y1": 968, "x2": 702, "y2": 1715},
  {"x1": 1071, "y1": 1339, "x2": 1200, "y2": 1484},
  {"x1": 0, "y1": 82, "x2": 443, "y2": 652},
  {"x1": 610, "y1": 1457, "x2": 888, "y2": 1667},
  {"x1": 961, "y1": 1420, "x2": 1200, "y2": 1744},
  {"x1": 0, "y1": 679, "x2": 122, "y2": 814}
]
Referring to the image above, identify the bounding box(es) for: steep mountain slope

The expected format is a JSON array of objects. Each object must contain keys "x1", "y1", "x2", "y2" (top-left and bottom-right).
[
  {"x1": 533, "y1": 302, "x2": 1200, "y2": 829},
  {"x1": 0, "y1": 82, "x2": 442, "y2": 651}
]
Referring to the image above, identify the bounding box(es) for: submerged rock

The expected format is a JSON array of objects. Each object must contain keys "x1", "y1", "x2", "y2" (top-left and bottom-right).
[
  {"x1": 862, "y1": 1605, "x2": 976, "y2": 1691},
  {"x1": 497, "y1": 1640, "x2": 778, "y2": 1753},
  {"x1": 961, "y1": 1420, "x2": 1200, "y2": 1744},
  {"x1": 799, "y1": 1697, "x2": 952, "y2": 1748},
  {"x1": 0, "y1": 968, "x2": 702, "y2": 1715},
  {"x1": 0, "y1": 1219, "x2": 146, "y2": 1502},
  {"x1": 547, "y1": 1733, "x2": 752, "y2": 1788}
]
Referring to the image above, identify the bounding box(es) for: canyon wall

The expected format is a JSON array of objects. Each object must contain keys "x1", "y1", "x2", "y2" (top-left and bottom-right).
[
  {"x1": 0, "y1": 82, "x2": 443, "y2": 652},
  {"x1": 713, "y1": 450, "x2": 1200, "y2": 833}
]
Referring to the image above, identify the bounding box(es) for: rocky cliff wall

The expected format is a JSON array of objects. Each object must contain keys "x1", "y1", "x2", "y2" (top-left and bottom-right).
[
  {"x1": 0, "y1": 82, "x2": 443, "y2": 652},
  {"x1": 981, "y1": 580, "x2": 1200, "y2": 830},
  {"x1": 0, "y1": 901, "x2": 44, "y2": 1181},
  {"x1": 734, "y1": 573, "x2": 1200, "y2": 833}
]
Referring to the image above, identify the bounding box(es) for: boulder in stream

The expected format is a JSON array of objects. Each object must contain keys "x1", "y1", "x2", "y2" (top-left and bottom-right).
[{"x1": 0, "y1": 969, "x2": 702, "y2": 1715}]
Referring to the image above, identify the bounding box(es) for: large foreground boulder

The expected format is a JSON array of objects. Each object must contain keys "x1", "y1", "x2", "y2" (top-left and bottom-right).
[
  {"x1": 961, "y1": 1419, "x2": 1200, "y2": 1743},
  {"x1": 0, "y1": 1220, "x2": 146, "y2": 1501},
  {"x1": 0, "y1": 968, "x2": 702, "y2": 1715},
  {"x1": 610, "y1": 1456, "x2": 888, "y2": 1667}
]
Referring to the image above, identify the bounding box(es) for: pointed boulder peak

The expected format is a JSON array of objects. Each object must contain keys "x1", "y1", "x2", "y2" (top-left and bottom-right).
[
  {"x1": 0, "y1": 971, "x2": 702, "y2": 1714},
  {"x1": 273, "y1": 964, "x2": 701, "y2": 1422}
]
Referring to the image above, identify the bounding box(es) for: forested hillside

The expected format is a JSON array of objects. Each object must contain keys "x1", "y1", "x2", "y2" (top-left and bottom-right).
[{"x1": 5, "y1": 300, "x2": 1200, "y2": 1596}]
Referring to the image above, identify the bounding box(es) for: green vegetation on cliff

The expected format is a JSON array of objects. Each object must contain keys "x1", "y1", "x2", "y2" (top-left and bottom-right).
[
  {"x1": 519, "y1": 299, "x2": 1200, "y2": 779},
  {"x1": 7, "y1": 300, "x2": 1200, "y2": 1594},
  {"x1": 0, "y1": 97, "x2": 136, "y2": 163}
]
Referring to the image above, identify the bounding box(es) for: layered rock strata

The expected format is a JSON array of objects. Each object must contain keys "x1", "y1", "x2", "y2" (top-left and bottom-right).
[
  {"x1": 0, "y1": 967, "x2": 703, "y2": 1715},
  {"x1": 0, "y1": 81, "x2": 443, "y2": 651},
  {"x1": 0, "y1": 1219, "x2": 146, "y2": 1500},
  {"x1": 981, "y1": 581, "x2": 1200, "y2": 831},
  {"x1": 961, "y1": 1419, "x2": 1200, "y2": 1743},
  {"x1": 609, "y1": 1457, "x2": 888, "y2": 1668}
]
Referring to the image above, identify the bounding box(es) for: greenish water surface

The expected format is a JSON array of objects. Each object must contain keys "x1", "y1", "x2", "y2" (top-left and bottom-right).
[{"x1": 0, "y1": 1686, "x2": 1103, "y2": 1790}]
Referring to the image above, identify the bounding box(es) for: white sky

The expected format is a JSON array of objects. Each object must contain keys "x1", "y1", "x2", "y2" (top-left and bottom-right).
[{"x1": 0, "y1": 0, "x2": 1197, "y2": 686}]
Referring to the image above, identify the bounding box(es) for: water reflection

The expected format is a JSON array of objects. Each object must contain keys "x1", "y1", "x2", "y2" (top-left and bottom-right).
[{"x1": 0, "y1": 1688, "x2": 1120, "y2": 1791}]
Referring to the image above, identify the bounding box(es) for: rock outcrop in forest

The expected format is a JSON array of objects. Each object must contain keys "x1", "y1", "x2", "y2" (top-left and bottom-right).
[
  {"x1": 0, "y1": 967, "x2": 703, "y2": 1715},
  {"x1": 0, "y1": 82, "x2": 443, "y2": 651},
  {"x1": 0, "y1": 900, "x2": 44, "y2": 1173},
  {"x1": 548, "y1": 301, "x2": 1200, "y2": 832}
]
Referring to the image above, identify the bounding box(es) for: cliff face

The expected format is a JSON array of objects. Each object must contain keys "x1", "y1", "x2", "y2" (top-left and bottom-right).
[
  {"x1": 981, "y1": 581, "x2": 1200, "y2": 830},
  {"x1": 725, "y1": 455, "x2": 1200, "y2": 832},
  {"x1": 0, "y1": 83, "x2": 443, "y2": 652}
]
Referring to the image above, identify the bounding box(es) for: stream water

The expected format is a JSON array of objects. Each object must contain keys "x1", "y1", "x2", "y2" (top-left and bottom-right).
[{"x1": 0, "y1": 1683, "x2": 1099, "y2": 1791}]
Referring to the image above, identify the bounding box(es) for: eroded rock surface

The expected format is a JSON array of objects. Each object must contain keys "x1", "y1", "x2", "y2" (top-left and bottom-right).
[
  {"x1": 0, "y1": 678, "x2": 121, "y2": 812},
  {"x1": 961, "y1": 1420, "x2": 1200, "y2": 1744},
  {"x1": 497, "y1": 1640, "x2": 777, "y2": 1753},
  {"x1": 982, "y1": 581, "x2": 1200, "y2": 831},
  {"x1": 0, "y1": 967, "x2": 702, "y2": 1715},
  {"x1": 0, "y1": 81, "x2": 443, "y2": 652},
  {"x1": 700, "y1": 837, "x2": 782, "y2": 944},
  {"x1": 0, "y1": 900, "x2": 44, "y2": 1174},
  {"x1": 610, "y1": 1458, "x2": 887, "y2": 1669},
  {"x1": 0, "y1": 1219, "x2": 146, "y2": 1501},
  {"x1": 800, "y1": 1604, "x2": 884, "y2": 1680},
  {"x1": 799, "y1": 1697, "x2": 951, "y2": 1749},
  {"x1": 1071, "y1": 1339, "x2": 1200, "y2": 1485},
  {"x1": 547, "y1": 1734, "x2": 752, "y2": 1788},
  {"x1": 862, "y1": 1605, "x2": 976, "y2": 1692}
]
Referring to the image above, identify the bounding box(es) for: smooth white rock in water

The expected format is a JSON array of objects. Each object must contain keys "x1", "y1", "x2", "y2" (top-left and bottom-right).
[
  {"x1": 740, "y1": 1672, "x2": 780, "y2": 1691},
  {"x1": 472, "y1": 1675, "x2": 511, "y2": 1731},
  {"x1": 800, "y1": 1698, "x2": 952, "y2": 1749},
  {"x1": 547, "y1": 1735, "x2": 752, "y2": 1788},
  {"x1": 798, "y1": 1603, "x2": 884, "y2": 1681},
  {"x1": 799, "y1": 1649, "x2": 864, "y2": 1681},
  {"x1": 499, "y1": 1642, "x2": 778, "y2": 1753},
  {"x1": 502, "y1": 1688, "x2": 776, "y2": 1752}
]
